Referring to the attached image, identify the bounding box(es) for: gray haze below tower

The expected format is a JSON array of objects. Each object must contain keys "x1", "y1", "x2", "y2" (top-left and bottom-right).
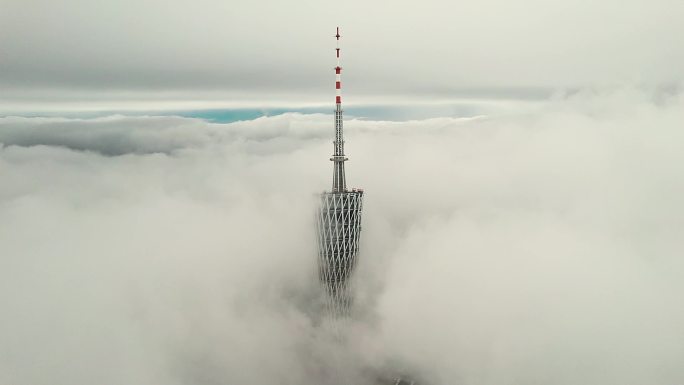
[
  {"x1": 1, "y1": 88, "x2": 684, "y2": 384},
  {"x1": 2, "y1": 0, "x2": 684, "y2": 111}
]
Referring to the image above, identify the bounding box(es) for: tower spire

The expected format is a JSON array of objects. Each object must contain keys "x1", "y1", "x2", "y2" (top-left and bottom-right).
[
  {"x1": 331, "y1": 26, "x2": 348, "y2": 193},
  {"x1": 317, "y1": 27, "x2": 365, "y2": 321}
]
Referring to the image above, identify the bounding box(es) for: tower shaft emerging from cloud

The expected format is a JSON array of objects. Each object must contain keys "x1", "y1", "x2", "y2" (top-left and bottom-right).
[{"x1": 316, "y1": 28, "x2": 364, "y2": 318}]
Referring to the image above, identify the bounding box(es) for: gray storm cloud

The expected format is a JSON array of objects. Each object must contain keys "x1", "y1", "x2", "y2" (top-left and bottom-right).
[{"x1": 1, "y1": 87, "x2": 684, "y2": 384}]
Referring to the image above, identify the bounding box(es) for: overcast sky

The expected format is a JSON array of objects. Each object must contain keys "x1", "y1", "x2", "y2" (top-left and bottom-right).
[
  {"x1": 3, "y1": 2, "x2": 684, "y2": 383},
  {"x1": 2, "y1": 0, "x2": 683, "y2": 110}
]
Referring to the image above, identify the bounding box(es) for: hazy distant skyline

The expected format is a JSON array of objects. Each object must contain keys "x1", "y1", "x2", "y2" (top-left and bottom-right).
[{"x1": 2, "y1": 0, "x2": 683, "y2": 112}]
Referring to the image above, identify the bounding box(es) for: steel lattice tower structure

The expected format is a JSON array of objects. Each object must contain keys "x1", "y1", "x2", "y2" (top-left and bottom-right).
[{"x1": 316, "y1": 27, "x2": 364, "y2": 318}]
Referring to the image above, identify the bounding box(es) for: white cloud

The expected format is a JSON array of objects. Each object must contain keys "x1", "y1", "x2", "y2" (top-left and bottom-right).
[{"x1": 1, "y1": 88, "x2": 683, "y2": 384}]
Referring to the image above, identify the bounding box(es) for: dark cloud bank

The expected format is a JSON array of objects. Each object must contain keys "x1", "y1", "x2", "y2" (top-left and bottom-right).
[{"x1": 1, "y1": 88, "x2": 684, "y2": 385}]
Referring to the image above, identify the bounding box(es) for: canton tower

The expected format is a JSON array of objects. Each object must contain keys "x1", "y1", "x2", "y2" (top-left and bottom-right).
[{"x1": 316, "y1": 27, "x2": 364, "y2": 318}]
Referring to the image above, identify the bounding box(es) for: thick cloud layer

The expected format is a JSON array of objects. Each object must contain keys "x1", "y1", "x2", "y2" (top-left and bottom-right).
[{"x1": 1, "y1": 88, "x2": 683, "y2": 384}]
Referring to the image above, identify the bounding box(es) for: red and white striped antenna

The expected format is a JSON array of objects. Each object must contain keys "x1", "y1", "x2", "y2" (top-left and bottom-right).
[
  {"x1": 335, "y1": 27, "x2": 342, "y2": 105},
  {"x1": 331, "y1": 26, "x2": 348, "y2": 192}
]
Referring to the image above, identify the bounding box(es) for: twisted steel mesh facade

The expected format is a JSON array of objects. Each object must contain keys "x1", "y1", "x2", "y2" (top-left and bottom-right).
[{"x1": 316, "y1": 190, "x2": 364, "y2": 317}]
